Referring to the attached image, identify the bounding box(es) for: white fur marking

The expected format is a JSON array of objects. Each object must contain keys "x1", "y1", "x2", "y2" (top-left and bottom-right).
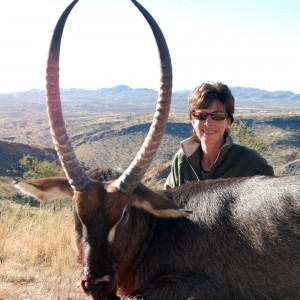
[{"x1": 108, "y1": 218, "x2": 122, "y2": 244}]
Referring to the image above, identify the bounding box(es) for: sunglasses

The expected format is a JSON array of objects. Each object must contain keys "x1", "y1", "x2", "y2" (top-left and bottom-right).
[{"x1": 192, "y1": 110, "x2": 228, "y2": 121}]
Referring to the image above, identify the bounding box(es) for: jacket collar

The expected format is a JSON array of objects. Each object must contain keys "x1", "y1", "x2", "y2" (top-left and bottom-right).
[{"x1": 181, "y1": 135, "x2": 233, "y2": 158}]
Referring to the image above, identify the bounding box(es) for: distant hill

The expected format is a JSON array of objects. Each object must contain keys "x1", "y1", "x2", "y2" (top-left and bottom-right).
[
  {"x1": 0, "y1": 85, "x2": 299, "y2": 185},
  {"x1": 1, "y1": 85, "x2": 300, "y2": 113},
  {"x1": 0, "y1": 141, "x2": 57, "y2": 177}
]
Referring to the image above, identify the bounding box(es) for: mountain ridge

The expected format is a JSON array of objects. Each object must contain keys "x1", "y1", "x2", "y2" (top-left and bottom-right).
[
  {"x1": 1, "y1": 84, "x2": 299, "y2": 96},
  {"x1": 1, "y1": 85, "x2": 300, "y2": 112}
]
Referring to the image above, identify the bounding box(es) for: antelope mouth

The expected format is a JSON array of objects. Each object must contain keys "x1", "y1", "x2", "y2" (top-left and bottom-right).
[{"x1": 81, "y1": 277, "x2": 117, "y2": 300}]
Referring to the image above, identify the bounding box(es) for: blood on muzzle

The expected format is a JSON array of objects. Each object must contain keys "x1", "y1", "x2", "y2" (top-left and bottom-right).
[{"x1": 84, "y1": 280, "x2": 107, "y2": 294}]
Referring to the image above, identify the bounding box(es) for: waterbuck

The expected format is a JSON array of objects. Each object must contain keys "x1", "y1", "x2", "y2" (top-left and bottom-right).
[{"x1": 14, "y1": 0, "x2": 300, "y2": 299}]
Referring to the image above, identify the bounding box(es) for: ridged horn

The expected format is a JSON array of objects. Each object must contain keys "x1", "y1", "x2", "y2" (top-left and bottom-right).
[
  {"x1": 113, "y1": 0, "x2": 172, "y2": 193},
  {"x1": 46, "y1": 0, "x2": 90, "y2": 191}
]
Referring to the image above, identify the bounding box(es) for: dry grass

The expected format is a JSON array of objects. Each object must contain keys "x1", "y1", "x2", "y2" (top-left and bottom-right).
[{"x1": 0, "y1": 201, "x2": 88, "y2": 299}]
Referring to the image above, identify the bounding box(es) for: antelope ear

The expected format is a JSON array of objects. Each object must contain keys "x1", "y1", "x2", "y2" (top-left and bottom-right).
[
  {"x1": 132, "y1": 184, "x2": 192, "y2": 218},
  {"x1": 13, "y1": 177, "x2": 73, "y2": 201},
  {"x1": 133, "y1": 200, "x2": 192, "y2": 218}
]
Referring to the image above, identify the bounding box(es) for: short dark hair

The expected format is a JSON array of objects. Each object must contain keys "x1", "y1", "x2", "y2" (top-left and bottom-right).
[{"x1": 188, "y1": 82, "x2": 235, "y2": 123}]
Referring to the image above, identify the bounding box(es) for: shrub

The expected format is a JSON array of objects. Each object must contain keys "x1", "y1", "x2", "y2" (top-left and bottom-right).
[
  {"x1": 230, "y1": 121, "x2": 269, "y2": 157},
  {"x1": 19, "y1": 155, "x2": 64, "y2": 180}
]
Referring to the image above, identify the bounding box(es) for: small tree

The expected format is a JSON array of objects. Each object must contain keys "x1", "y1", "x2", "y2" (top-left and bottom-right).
[
  {"x1": 19, "y1": 155, "x2": 65, "y2": 180},
  {"x1": 230, "y1": 121, "x2": 269, "y2": 157}
]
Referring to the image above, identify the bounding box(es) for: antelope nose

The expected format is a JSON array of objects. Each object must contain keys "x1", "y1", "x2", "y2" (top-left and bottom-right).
[{"x1": 84, "y1": 280, "x2": 106, "y2": 294}]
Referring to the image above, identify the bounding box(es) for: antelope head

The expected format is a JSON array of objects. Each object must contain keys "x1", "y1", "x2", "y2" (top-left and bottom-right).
[{"x1": 14, "y1": 0, "x2": 191, "y2": 299}]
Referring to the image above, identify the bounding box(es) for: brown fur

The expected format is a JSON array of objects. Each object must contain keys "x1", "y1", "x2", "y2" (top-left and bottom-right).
[{"x1": 14, "y1": 174, "x2": 300, "y2": 299}]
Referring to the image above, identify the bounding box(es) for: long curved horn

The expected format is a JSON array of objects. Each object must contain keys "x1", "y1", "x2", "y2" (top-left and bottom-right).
[
  {"x1": 113, "y1": 0, "x2": 172, "y2": 193},
  {"x1": 46, "y1": 0, "x2": 90, "y2": 191}
]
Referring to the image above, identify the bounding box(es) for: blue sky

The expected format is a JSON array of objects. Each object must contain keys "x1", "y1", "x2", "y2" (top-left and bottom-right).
[{"x1": 1, "y1": 0, "x2": 299, "y2": 93}]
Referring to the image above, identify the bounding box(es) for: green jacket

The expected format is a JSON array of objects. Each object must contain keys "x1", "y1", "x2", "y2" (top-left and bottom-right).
[{"x1": 164, "y1": 135, "x2": 274, "y2": 189}]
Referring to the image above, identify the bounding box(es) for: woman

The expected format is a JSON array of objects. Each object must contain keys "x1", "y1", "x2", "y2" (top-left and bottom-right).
[{"x1": 164, "y1": 82, "x2": 274, "y2": 189}]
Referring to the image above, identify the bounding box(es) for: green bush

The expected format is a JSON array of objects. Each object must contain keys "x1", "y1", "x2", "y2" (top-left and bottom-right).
[
  {"x1": 230, "y1": 121, "x2": 269, "y2": 156},
  {"x1": 19, "y1": 155, "x2": 64, "y2": 180}
]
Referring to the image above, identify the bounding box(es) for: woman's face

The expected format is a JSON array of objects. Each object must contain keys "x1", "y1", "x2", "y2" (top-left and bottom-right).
[{"x1": 191, "y1": 100, "x2": 232, "y2": 148}]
